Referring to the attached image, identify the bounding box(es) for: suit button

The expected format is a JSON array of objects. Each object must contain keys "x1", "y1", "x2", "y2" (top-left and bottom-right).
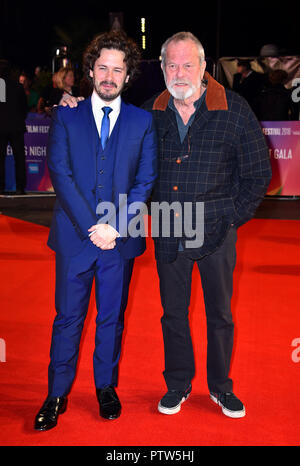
[
  {"x1": 173, "y1": 185, "x2": 178, "y2": 191},
  {"x1": 99, "y1": 170, "x2": 104, "y2": 174}
]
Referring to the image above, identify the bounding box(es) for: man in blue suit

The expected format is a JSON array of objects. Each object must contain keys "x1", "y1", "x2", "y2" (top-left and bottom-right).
[{"x1": 34, "y1": 31, "x2": 157, "y2": 431}]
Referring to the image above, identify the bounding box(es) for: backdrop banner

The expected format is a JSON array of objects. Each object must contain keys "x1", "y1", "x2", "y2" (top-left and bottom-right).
[
  {"x1": 5, "y1": 114, "x2": 53, "y2": 192},
  {"x1": 261, "y1": 121, "x2": 300, "y2": 196},
  {"x1": 4, "y1": 116, "x2": 300, "y2": 197}
]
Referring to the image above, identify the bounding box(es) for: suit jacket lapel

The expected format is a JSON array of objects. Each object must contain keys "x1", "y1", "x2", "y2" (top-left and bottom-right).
[
  {"x1": 110, "y1": 100, "x2": 128, "y2": 200},
  {"x1": 113, "y1": 100, "x2": 128, "y2": 170},
  {"x1": 81, "y1": 96, "x2": 100, "y2": 155}
]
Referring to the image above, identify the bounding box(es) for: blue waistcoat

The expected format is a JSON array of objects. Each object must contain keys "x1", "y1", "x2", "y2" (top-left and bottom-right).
[{"x1": 95, "y1": 115, "x2": 121, "y2": 219}]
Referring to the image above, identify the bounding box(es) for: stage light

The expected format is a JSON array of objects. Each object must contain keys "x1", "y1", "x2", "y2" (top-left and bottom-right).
[{"x1": 141, "y1": 18, "x2": 146, "y2": 50}]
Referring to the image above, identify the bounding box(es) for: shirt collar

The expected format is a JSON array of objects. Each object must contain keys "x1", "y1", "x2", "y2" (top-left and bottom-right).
[{"x1": 91, "y1": 90, "x2": 121, "y2": 114}]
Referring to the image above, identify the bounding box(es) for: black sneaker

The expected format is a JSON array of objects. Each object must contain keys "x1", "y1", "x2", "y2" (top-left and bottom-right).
[
  {"x1": 210, "y1": 392, "x2": 245, "y2": 418},
  {"x1": 158, "y1": 385, "x2": 192, "y2": 415}
]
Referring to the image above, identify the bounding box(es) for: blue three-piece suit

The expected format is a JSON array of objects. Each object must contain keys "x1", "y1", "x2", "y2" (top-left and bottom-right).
[{"x1": 46, "y1": 97, "x2": 157, "y2": 396}]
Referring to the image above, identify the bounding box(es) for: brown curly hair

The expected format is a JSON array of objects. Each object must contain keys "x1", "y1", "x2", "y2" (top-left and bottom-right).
[{"x1": 83, "y1": 31, "x2": 141, "y2": 88}]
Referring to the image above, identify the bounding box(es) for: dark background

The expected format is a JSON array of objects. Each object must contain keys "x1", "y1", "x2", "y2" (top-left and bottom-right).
[{"x1": 0, "y1": 0, "x2": 299, "y2": 75}]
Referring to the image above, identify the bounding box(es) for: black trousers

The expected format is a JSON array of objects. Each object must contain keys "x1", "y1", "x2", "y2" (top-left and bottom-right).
[
  {"x1": 0, "y1": 131, "x2": 26, "y2": 191},
  {"x1": 156, "y1": 227, "x2": 237, "y2": 394}
]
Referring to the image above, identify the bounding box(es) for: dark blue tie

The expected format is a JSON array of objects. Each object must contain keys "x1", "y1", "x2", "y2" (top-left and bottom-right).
[{"x1": 101, "y1": 106, "x2": 112, "y2": 150}]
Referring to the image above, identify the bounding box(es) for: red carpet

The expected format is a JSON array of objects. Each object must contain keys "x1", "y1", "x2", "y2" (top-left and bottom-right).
[{"x1": 0, "y1": 214, "x2": 299, "y2": 446}]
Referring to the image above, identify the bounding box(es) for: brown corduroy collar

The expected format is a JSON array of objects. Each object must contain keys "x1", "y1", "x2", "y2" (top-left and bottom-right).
[{"x1": 152, "y1": 71, "x2": 228, "y2": 112}]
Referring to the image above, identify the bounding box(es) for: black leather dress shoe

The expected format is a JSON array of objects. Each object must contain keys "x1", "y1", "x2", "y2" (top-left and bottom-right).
[
  {"x1": 34, "y1": 396, "x2": 67, "y2": 431},
  {"x1": 96, "y1": 386, "x2": 121, "y2": 420}
]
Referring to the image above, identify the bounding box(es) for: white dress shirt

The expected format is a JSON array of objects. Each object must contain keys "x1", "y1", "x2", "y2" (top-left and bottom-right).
[
  {"x1": 91, "y1": 90, "x2": 121, "y2": 138},
  {"x1": 89, "y1": 90, "x2": 121, "y2": 239}
]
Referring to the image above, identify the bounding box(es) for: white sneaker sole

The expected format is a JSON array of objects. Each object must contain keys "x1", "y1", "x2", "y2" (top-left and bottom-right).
[
  {"x1": 210, "y1": 393, "x2": 246, "y2": 418},
  {"x1": 158, "y1": 393, "x2": 190, "y2": 415}
]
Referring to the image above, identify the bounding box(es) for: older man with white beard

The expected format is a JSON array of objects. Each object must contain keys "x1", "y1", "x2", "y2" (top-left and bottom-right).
[{"x1": 143, "y1": 31, "x2": 271, "y2": 418}]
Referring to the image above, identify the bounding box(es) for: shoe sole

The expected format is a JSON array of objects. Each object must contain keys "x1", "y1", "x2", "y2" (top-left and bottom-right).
[
  {"x1": 158, "y1": 392, "x2": 190, "y2": 415},
  {"x1": 100, "y1": 408, "x2": 121, "y2": 420},
  {"x1": 210, "y1": 393, "x2": 246, "y2": 418}
]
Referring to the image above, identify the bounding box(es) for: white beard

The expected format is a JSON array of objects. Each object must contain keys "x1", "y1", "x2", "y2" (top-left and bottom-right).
[{"x1": 166, "y1": 78, "x2": 201, "y2": 100}]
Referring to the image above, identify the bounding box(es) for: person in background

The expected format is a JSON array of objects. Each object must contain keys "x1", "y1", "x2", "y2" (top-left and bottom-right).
[
  {"x1": 37, "y1": 72, "x2": 58, "y2": 115},
  {"x1": 19, "y1": 72, "x2": 39, "y2": 112},
  {"x1": 48, "y1": 66, "x2": 79, "y2": 107},
  {"x1": 254, "y1": 69, "x2": 299, "y2": 121},
  {"x1": 0, "y1": 59, "x2": 28, "y2": 195},
  {"x1": 232, "y1": 59, "x2": 265, "y2": 114}
]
